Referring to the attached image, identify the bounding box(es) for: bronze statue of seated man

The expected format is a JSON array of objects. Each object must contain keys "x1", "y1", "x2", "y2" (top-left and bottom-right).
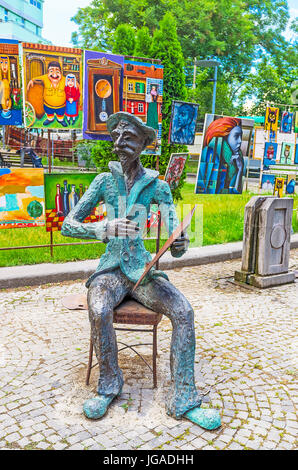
[{"x1": 62, "y1": 111, "x2": 220, "y2": 430}]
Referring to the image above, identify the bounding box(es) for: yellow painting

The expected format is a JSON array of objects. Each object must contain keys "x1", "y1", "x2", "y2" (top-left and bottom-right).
[{"x1": 0, "y1": 168, "x2": 45, "y2": 229}]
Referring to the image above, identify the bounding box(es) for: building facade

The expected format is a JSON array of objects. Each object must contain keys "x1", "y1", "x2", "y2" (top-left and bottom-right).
[{"x1": 0, "y1": 0, "x2": 49, "y2": 43}]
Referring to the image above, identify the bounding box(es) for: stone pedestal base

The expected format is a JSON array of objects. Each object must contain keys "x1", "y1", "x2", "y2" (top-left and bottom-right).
[{"x1": 235, "y1": 270, "x2": 296, "y2": 288}]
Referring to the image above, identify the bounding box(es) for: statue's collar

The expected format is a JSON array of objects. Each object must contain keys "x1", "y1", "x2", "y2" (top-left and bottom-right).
[
  {"x1": 108, "y1": 160, "x2": 159, "y2": 180},
  {"x1": 108, "y1": 161, "x2": 159, "y2": 213}
]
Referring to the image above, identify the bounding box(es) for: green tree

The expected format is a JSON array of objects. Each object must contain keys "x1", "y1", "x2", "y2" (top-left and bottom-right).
[
  {"x1": 134, "y1": 26, "x2": 152, "y2": 57},
  {"x1": 112, "y1": 24, "x2": 136, "y2": 55},
  {"x1": 150, "y1": 12, "x2": 188, "y2": 200}
]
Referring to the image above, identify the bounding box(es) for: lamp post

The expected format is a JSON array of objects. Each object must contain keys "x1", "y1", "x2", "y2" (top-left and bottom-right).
[{"x1": 194, "y1": 59, "x2": 220, "y2": 114}]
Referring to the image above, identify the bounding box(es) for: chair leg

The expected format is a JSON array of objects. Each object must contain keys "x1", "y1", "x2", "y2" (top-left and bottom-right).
[
  {"x1": 153, "y1": 325, "x2": 158, "y2": 388},
  {"x1": 86, "y1": 336, "x2": 93, "y2": 386}
]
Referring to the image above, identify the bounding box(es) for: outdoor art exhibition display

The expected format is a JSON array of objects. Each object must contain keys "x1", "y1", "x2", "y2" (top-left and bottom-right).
[
  {"x1": 0, "y1": 40, "x2": 22, "y2": 126},
  {"x1": 61, "y1": 111, "x2": 221, "y2": 431},
  {"x1": 44, "y1": 173, "x2": 106, "y2": 232},
  {"x1": 22, "y1": 43, "x2": 83, "y2": 129},
  {"x1": 164, "y1": 153, "x2": 188, "y2": 190},
  {"x1": 83, "y1": 50, "x2": 124, "y2": 140},
  {"x1": 264, "y1": 106, "x2": 279, "y2": 132},
  {"x1": 123, "y1": 58, "x2": 164, "y2": 156},
  {"x1": 0, "y1": 168, "x2": 44, "y2": 228},
  {"x1": 169, "y1": 100, "x2": 199, "y2": 145},
  {"x1": 235, "y1": 196, "x2": 295, "y2": 288},
  {"x1": 195, "y1": 114, "x2": 254, "y2": 194}
]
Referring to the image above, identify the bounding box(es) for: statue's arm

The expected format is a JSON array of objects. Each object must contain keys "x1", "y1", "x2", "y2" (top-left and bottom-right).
[
  {"x1": 153, "y1": 180, "x2": 189, "y2": 258},
  {"x1": 61, "y1": 174, "x2": 107, "y2": 241}
]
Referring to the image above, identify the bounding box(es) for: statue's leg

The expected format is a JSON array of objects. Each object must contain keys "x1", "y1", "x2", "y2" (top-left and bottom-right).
[
  {"x1": 84, "y1": 270, "x2": 129, "y2": 419},
  {"x1": 132, "y1": 277, "x2": 221, "y2": 430},
  {"x1": 132, "y1": 276, "x2": 200, "y2": 418}
]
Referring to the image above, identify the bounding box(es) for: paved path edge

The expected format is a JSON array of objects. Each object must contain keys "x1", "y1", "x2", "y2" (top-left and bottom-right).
[{"x1": 1, "y1": 233, "x2": 298, "y2": 289}]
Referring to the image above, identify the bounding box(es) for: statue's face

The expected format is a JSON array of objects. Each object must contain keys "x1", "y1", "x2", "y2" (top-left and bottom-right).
[{"x1": 111, "y1": 120, "x2": 146, "y2": 165}]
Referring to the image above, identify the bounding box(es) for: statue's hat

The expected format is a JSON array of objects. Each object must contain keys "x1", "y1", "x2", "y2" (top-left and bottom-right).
[{"x1": 107, "y1": 112, "x2": 156, "y2": 147}]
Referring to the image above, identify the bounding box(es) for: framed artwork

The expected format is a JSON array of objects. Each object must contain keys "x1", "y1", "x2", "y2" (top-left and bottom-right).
[
  {"x1": 294, "y1": 112, "x2": 298, "y2": 133},
  {"x1": 260, "y1": 174, "x2": 275, "y2": 191},
  {"x1": 280, "y1": 111, "x2": 293, "y2": 133},
  {"x1": 0, "y1": 168, "x2": 45, "y2": 229},
  {"x1": 274, "y1": 177, "x2": 284, "y2": 197},
  {"x1": 169, "y1": 101, "x2": 199, "y2": 145},
  {"x1": 164, "y1": 153, "x2": 188, "y2": 190},
  {"x1": 83, "y1": 51, "x2": 124, "y2": 140},
  {"x1": 44, "y1": 173, "x2": 106, "y2": 232},
  {"x1": 279, "y1": 142, "x2": 294, "y2": 164},
  {"x1": 195, "y1": 114, "x2": 254, "y2": 194},
  {"x1": 264, "y1": 106, "x2": 279, "y2": 132},
  {"x1": 285, "y1": 175, "x2": 296, "y2": 195},
  {"x1": 263, "y1": 142, "x2": 278, "y2": 170},
  {"x1": 22, "y1": 43, "x2": 83, "y2": 129},
  {"x1": 123, "y1": 59, "x2": 163, "y2": 155},
  {"x1": 0, "y1": 40, "x2": 22, "y2": 126},
  {"x1": 294, "y1": 144, "x2": 298, "y2": 165}
]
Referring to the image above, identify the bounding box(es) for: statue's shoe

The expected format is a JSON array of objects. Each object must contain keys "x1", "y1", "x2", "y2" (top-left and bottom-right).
[
  {"x1": 184, "y1": 407, "x2": 221, "y2": 430},
  {"x1": 83, "y1": 395, "x2": 114, "y2": 420}
]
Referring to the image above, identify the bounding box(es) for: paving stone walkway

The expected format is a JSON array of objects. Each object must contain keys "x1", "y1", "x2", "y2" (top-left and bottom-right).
[{"x1": 0, "y1": 252, "x2": 297, "y2": 450}]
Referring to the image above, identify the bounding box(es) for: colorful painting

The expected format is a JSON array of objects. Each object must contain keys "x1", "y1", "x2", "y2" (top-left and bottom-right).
[
  {"x1": 0, "y1": 168, "x2": 44, "y2": 229},
  {"x1": 169, "y1": 101, "x2": 199, "y2": 145},
  {"x1": 263, "y1": 142, "x2": 278, "y2": 170},
  {"x1": 22, "y1": 43, "x2": 83, "y2": 129},
  {"x1": 123, "y1": 59, "x2": 163, "y2": 155},
  {"x1": 294, "y1": 144, "x2": 298, "y2": 165},
  {"x1": 279, "y1": 142, "x2": 294, "y2": 164},
  {"x1": 83, "y1": 50, "x2": 124, "y2": 140},
  {"x1": 195, "y1": 114, "x2": 254, "y2": 194},
  {"x1": 274, "y1": 177, "x2": 284, "y2": 197},
  {"x1": 44, "y1": 173, "x2": 106, "y2": 232},
  {"x1": 261, "y1": 174, "x2": 275, "y2": 191},
  {"x1": 280, "y1": 111, "x2": 293, "y2": 133},
  {"x1": 164, "y1": 153, "x2": 188, "y2": 190},
  {"x1": 264, "y1": 106, "x2": 279, "y2": 132},
  {"x1": 285, "y1": 175, "x2": 296, "y2": 195},
  {"x1": 0, "y1": 40, "x2": 22, "y2": 126},
  {"x1": 294, "y1": 112, "x2": 298, "y2": 133}
]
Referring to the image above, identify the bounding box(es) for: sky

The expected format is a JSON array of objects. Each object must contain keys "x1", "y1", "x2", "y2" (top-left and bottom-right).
[{"x1": 43, "y1": 0, "x2": 298, "y2": 48}]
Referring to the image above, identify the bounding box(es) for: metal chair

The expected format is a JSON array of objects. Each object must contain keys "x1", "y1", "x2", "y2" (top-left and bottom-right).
[{"x1": 86, "y1": 212, "x2": 163, "y2": 388}]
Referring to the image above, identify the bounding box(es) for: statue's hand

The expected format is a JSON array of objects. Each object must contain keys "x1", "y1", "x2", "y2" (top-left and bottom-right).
[
  {"x1": 106, "y1": 218, "x2": 140, "y2": 239},
  {"x1": 170, "y1": 230, "x2": 189, "y2": 258}
]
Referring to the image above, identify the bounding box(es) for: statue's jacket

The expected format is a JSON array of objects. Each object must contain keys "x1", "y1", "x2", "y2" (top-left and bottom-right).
[{"x1": 61, "y1": 161, "x2": 184, "y2": 287}]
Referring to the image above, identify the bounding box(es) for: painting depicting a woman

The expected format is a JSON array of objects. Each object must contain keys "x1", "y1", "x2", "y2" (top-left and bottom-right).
[{"x1": 195, "y1": 116, "x2": 251, "y2": 194}]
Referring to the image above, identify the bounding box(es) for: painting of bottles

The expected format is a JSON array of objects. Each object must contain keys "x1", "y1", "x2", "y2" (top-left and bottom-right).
[{"x1": 44, "y1": 173, "x2": 106, "y2": 232}]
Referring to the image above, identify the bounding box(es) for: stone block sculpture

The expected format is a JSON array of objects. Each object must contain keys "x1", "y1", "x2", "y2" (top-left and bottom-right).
[
  {"x1": 235, "y1": 196, "x2": 295, "y2": 288},
  {"x1": 61, "y1": 111, "x2": 220, "y2": 430}
]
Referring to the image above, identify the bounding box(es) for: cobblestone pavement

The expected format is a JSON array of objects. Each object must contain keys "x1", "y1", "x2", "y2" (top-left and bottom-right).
[{"x1": 0, "y1": 252, "x2": 297, "y2": 451}]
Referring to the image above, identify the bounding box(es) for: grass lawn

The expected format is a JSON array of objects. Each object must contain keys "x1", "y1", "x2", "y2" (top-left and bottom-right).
[{"x1": 0, "y1": 182, "x2": 297, "y2": 267}]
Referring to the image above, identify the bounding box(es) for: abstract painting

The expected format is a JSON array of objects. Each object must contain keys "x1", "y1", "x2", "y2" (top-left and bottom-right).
[
  {"x1": 0, "y1": 40, "x2": 22, "y2": 126},
  {"x1": 44, "y1": 173, "x2": 106, "y2": 232},
  {"x1": 261, "y1": 174, "x2": 275, "y2": 191},
  {"x1": 279, "y1": 142, "x2": 294, "y2": 164},
  {"x1": 195, "y1": 114, "x2": 254, "y2": 194},
  {"x1": 83, "y1": 50, "x2": 124, "y2": 140},
  {"x1": 264, "y1": 106, "x2": 279, "y2": 132},
  {"x1": 22, "y1": 43, "x2": 83, "y2": 129},
  {"x1": 164, "y1": 153, "x2": 188, "y2": 190},
  {"x1": 123, "y1": 59, "x2": 163, "y2": 155},
  {"x1": 263, "y1": 142, "x2": 278, "y2": 170},
  {"x1": 169, "y1": 101, "x2": 199, "y2": 145},
  {"x1": 0, "y1": 168, "x2": 44, "y2": 229},
  {"x1": 280, "y1": 111, "x2": 293, "y2": 133}
]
